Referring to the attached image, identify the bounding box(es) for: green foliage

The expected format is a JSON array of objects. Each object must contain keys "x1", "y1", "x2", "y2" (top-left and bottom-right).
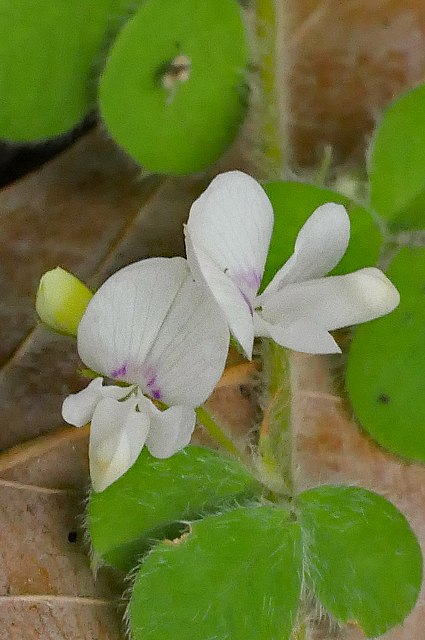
[
  {"x1": 297, "y1": 485, "x2": 422, "y2": 637},
  {"x1": 0, "y1": 0, "x2": 124, "y2": 141},
  {"x1": 261, "y1": 182, "x2": 382, "y2": 291},
  {"x1": 346, "y1": 247, "x2": 425, "y2": 461},
  {"x1": 87, "y1": 446, "x2": 260, "y2": 572},
  {"x1": 369, "y1": 84, "x2": 425, "y2": 230},
  {"x1": 128, "y1": 506, "x2": 302, "y2": 640},
  {"x1": 99, "y1": 0, "x2": 248, "y2": 174}
]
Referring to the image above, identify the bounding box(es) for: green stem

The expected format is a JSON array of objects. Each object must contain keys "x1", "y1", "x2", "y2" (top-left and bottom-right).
[
  {"x1": 255, "y1": 0, "x2": 285, "y2": 177},
  {"x1": 195, "y1": 406, "x2": 240, "y2": 458},
  {"x1": 259, "y1": 339, "x2": 292, "y2": 496}
]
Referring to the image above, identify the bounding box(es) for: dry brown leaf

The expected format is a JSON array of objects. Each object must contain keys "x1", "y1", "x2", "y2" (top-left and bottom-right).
[
  {"x1": 0, "y1": 431, "x2": 124, "y2": 640},
  {"x1": 285, "y1": 0, "x2": 425, "y2": 167}
]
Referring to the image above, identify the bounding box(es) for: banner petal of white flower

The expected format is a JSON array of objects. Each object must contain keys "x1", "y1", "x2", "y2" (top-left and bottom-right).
[
  {"x1": 62, "y1": 377, "x2": 126, "y2": 427},
  {"x1": 185, "y1": 232, "x2": 253, "y2": 358},
  {"x1": 89, "y1": 395, "x2": 151, "y2": 492},
  {"x1": 146, "y1": 405, "x2": 196, "y2": 459},
  {"x1": 185, "y1": 171, "x2": 273, "y2": 357},
  {"x1": 261, "y1": 268, "x2": 400, "y2": 332},
  {"x1": 143, "y1": 270, "x2": 229, "y2": 407},
  {"x1": 260, "y1": 203, "x2": 350, "y2": 300},
  {"x1": 267, "y1": 318, "x2": 341, "y2": 354},
  {"x1": 77, "y1": 257, "x2": 188, "y2": 383}
]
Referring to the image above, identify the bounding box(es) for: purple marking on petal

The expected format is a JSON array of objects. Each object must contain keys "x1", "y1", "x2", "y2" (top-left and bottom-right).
[
  {"x1": 147, "y1": 374, "x2": 157, "y2": 387},
  {"x1": 241, "y1": 291, "x2": 254, "y2": 315},
  {"x1": 145, "y1": 371, "x2": 162, "y2": 400},
  {"x1": 232, "y1": 269, "x2": 261, "y2": 316},
  {"x1": 111, "y1": 363, "x2": 128, "y2": 379},
  {"x1": 237, "y1": 269, "x2": 262, "y2": 291}
]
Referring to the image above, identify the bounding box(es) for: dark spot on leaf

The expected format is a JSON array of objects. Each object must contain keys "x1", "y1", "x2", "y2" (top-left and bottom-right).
[
  {"x1": 377, "y1": 393, "x2": 390, "y2": 405},
  {"x1": 68, "y1": 531, "x2": 78, "y2": 543},
  {"x1": 239, "y1": 384, "x2": 251, "y2": 399}
]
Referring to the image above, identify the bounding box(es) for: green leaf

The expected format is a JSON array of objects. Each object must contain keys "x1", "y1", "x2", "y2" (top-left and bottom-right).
[
  {"x1": 297, "y1": 486, "x2": 422, "y2": 638},
  {"x1": 369, "y1": 84, "x2": 425, "y2": 229},
  {"x1": 87, "y1": 446, "x2": 260, "y2": 572},
  {"x1": 129, "y1": 506, "x2": 302, "y2": 640},
  {"x1": 0, "y1": 0, "x2": 127, "y2": 141},
  {"x1": 99, "y1": 0, "x2": 249, "y2": 174},
  {"x1": 261, "y1": 182, "x2": 382, "y2": 292},
  {"x1": 346, "y1": 247, "x2": 425, "y2": 461}
]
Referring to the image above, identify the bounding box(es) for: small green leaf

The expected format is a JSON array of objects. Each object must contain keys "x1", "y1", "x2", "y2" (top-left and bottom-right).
[
  {"x1": 87, "y1": 446, "x2": 260, "y2": 572},
  {"x1": 369, "y1": 84, "x2": 425, "y2": 229},
  {"x1": 99, "y1": 0, "x2": 249, "y2": 174},
  {"x1": 297, "y1": 485, "x2": 422, "y2": 638},
  {"x1": 346, "y1": 247, "x2": 425, "y2": 461},
  {"x1": 129, "y1": 506, "x2": 302, "y2": 640},
  {"x1": 261, "y1": 182, "x2": 382, "y2": 292},
  {"x1": 0, "y1": 1, "x2": 128, "y2": 141},
  {"x1": 36, "y1": 267, "x2": 93, "y2": 337}
]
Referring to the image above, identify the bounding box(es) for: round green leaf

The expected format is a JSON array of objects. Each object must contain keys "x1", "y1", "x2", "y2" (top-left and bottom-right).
[
  {"x1": 99, "y1": 0, "x2": 249, "y2": 174},
  {"x1": 346, "y1": 247, "x2": 425, "y2": 461},
  {"x1": 0, "y1": 0, "x2": 125, "y2": 141},
  {"x1": 297, "y1": 486, "x2": 422, "y2": 638},
  {"x1": 87, "y1": 446, "x2": 260, "y2": 572},
  {"x1": 369, "y1": 84, "x2": 425, "y2": 230},
  {"x1": 129, "y1": 506, "x2": 302, "y2": 640},
  {"x1": 261, "y1": 182, "x2": 382, "y2": 292}
]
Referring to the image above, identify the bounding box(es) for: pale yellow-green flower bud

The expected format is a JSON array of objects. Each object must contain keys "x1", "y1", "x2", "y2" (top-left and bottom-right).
[{"x1": 36, "y1": 267, "x2": 93, "y2": 337}]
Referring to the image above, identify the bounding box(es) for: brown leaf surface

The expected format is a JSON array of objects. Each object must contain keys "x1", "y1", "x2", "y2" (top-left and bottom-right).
[{"x1": 286, "y1": 0, "x2": 425, "y2": 167}]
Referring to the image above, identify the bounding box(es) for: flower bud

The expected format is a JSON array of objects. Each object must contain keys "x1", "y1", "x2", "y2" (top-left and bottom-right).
[{"x1": 36, "y1": 267, "x2": 93, "y2": 336}]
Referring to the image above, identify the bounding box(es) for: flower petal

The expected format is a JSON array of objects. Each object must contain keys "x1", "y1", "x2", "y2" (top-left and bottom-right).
[
  {"x1": 267, "y1": 318, "x2": 341, "y2": 354},
  {"x1": 77, "y1": 257, "x2": 189, "y2": 382},
  {"x1": 185, "y1": 232, "x2": 253, "y2": 358},
  {"x1": 89, "y1": 395, "x2": 151, "y2": 492},
  {"x1": 142, "y1": 269, "x2": 229, "y2": 407},
  {"x1": 185, "y1": 171, "x2": 273, "y2": 357},
  {"x1": 62, "y1": 377, "x2": 126, "y2": 427},
  {"x1": 260, "y1": 203, "x2": 350, "y2": 300},
  {"x1": 146, "y1": 405, "x2": 196, "y2": 458},
  {"x1": 261, "y1": 268, "x2": 400, "y2": 333}
]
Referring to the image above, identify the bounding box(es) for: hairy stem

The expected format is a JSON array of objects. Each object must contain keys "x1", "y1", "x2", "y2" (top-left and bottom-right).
[
  {"x1": 259, "y1": 339, "x2": 292, "y2": 495},
  {"x1": 195, "y1": 406, "x2": 241, "y2": 458},
  {"x1": 255, "y1": 0, "x2": 286, "y2": 177}
]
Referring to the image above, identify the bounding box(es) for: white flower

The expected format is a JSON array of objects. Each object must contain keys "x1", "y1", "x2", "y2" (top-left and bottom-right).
[
  {"x1": 185, "y1": 171, "x2": 400, "y2": 359},
  {"x1": 62, "y1": 257, "x2": 229, "y2": 492}
]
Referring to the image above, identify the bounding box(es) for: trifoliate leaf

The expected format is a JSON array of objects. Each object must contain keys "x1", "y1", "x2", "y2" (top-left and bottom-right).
[
  {"x1": 346, "y1": 247, "x2": 425, "y2": 461},
  {"x1": 87, "y1": 446, "x2": 260, "y2": 572},
  {"x1": 297, "y1": 485, "x2": 422, "y2": 638},
  {"x1": 99, "y1": 0, "x2": 249, "y2": 174},
  {"x1": 261, "y1": 181, "x2": 382, "y2": 291},
  {"x1": 129, "y1": 506, "x2": 302, "y2": 640},
  {"x1": 369, "y1": 84, "x2": 425, "y2": 230}
]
